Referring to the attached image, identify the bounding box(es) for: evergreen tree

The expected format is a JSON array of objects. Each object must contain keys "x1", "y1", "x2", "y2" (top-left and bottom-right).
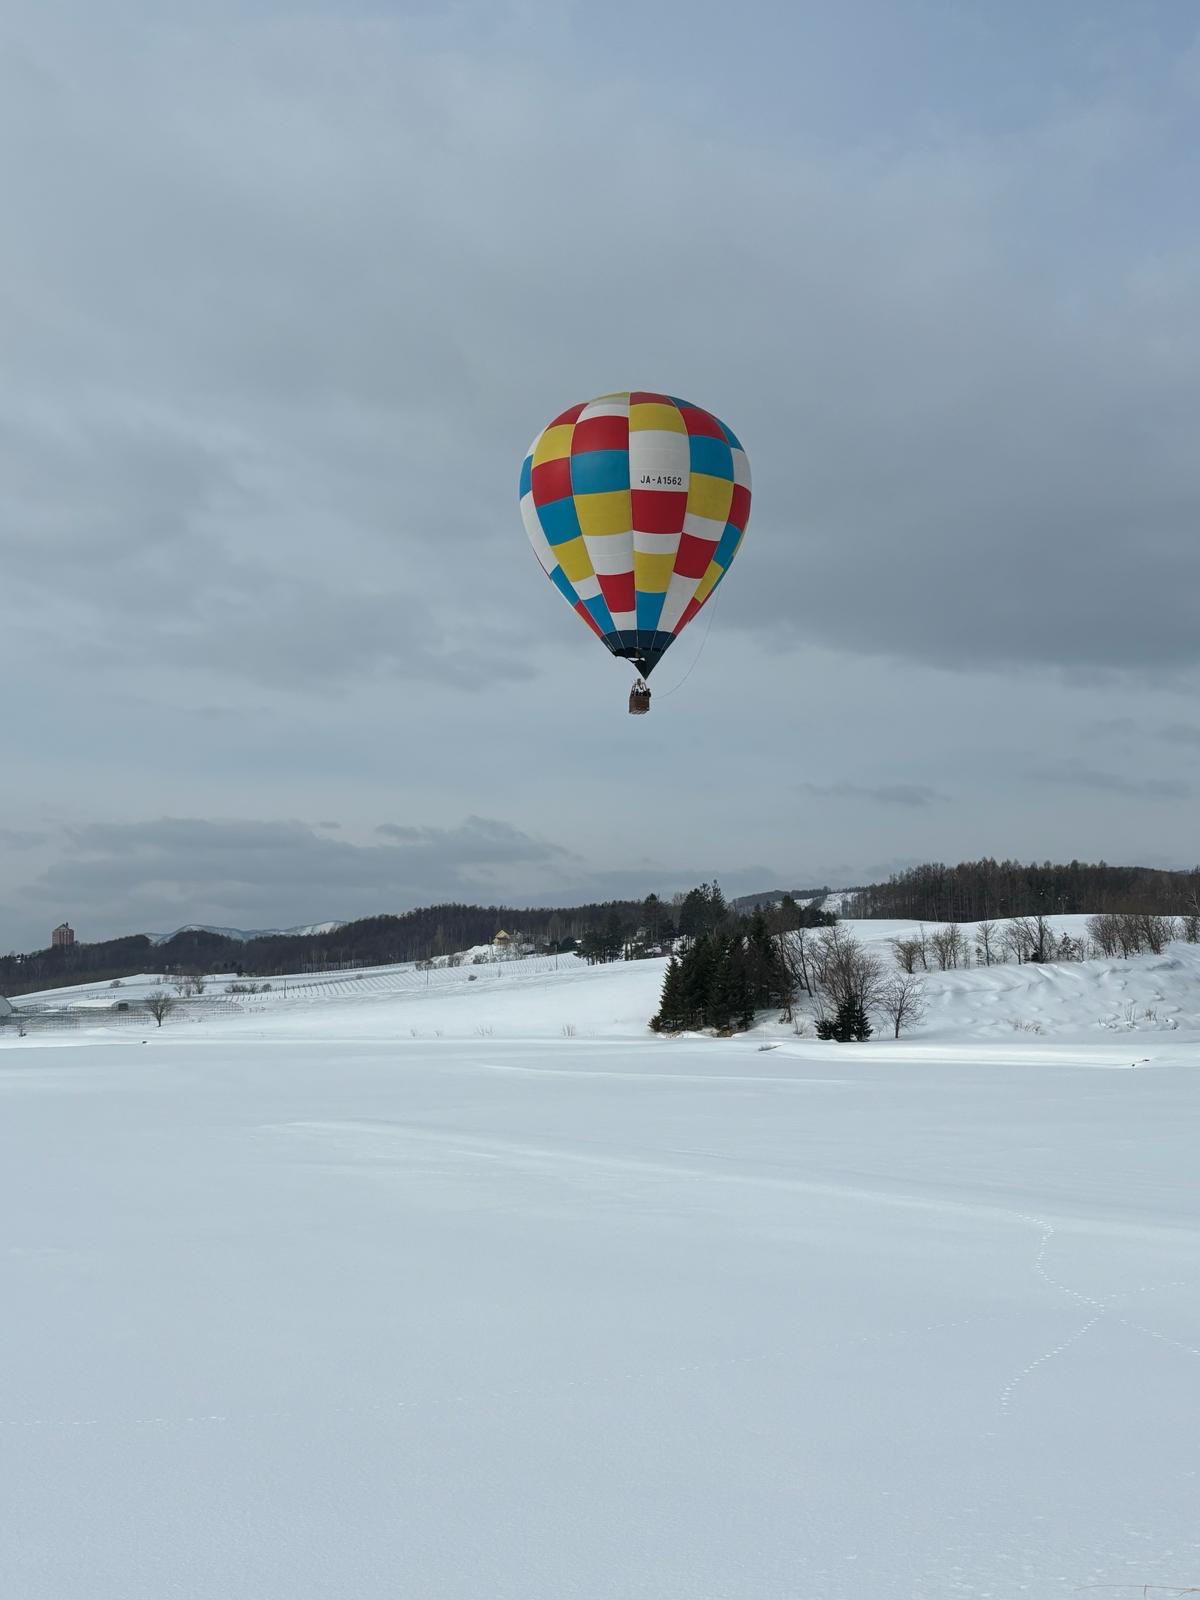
[
  {"x1": 680, "y1": 932, "x2": 720, "y2": 1027},
  {"x1": 677, "y1": 882, "x2": 730, "y2": 947},
  {"x1": 831, "y1": 998, "x2": 856, "y2": 1042},
  {"x1": 650, "y1": 957, "x2": 687, "y2": 1032},
  {"x1": 745, "y1": 908, "x2": 789, "y2": 1011},
  {"x1": 677, "y1": 888, "x2": 710, "y2": 947},
  {"x1": 849, "y1": 999, "x2": 873, "y2": 1041},
  {"x1": 731, "y1": 939, "x2": 756, "y2": 1031},
  {"x1": 641, "y1": 893, "x2": 674, "y2": 946},
  {"x1": 827, "y1": 996, "x2": 873, "y2": 1041},
  {"x1": 602, "y1": 907, "x2": 627, "y2": 962},
  {"x1": 707, "y1": 941, "x2": 736, "y2": 1033},
  {"x1": 698, "y1": 935, "x2": 756, "y2": 1034},
  {"x1": 707, "y1": 880, "x2": 729, "y2": 930}
]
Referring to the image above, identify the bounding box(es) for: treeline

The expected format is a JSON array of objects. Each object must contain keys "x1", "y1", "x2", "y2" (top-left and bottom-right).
[
  {"x1": 0, "y1": 934, "x2": 157, "y2": 998},
  {"x1": 0, "y1": 901, "x2": 642, "y2": 996},
  {"x1": 0, "y1": 886, "x2": 835, "y2": 997},
  {"x1": 578, "y1": 883, "x2": 832, "y2": 967},
  {"x1": 848, "y1": 859, "x2": 1200, "y2": 923}
]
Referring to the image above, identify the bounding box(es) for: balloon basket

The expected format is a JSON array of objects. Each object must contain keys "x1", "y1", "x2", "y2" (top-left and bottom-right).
[{"x1": 628, "y1": 680, "x2": 651, "y2": 715}]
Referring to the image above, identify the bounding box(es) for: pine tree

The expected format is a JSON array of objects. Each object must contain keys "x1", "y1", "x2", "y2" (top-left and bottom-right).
[
  {"x1": 832, "y1": 998, "x2": 857, "y2": 1042},
  {"x1": 707, "y1": 939, "x2": 736, "y2": 1033},
  {"x1": 828, "y1": 996, "x2": 873, "y2": 1041},
  {"x1": 707, "y1": 880, "x2": 729, "y2": 930},
  {"x1": 699, "y1": 935, "x2": 757, "y2": 1035},
  {"x1": 850, "y1": 1000, "x2": 873, "y2": 1041},
  {"x1": 746, "y1": 908, "x2": 789, "y2": 1011},
  {"x1": 677, "y1": 888, "x2": 710, "y2": 947},
  {"x1": 650, "y1": 957, "x2": 686, "y2": 1032},
  {"x1": 732, "y1": 939, "x2": 756, "y2": 1031},
  {"x1": 601, "y1": 908, "x2": 626, "y2": 962},
  {"x1": 678, "y1": 934, "x2": 718, "y2": 1029}
]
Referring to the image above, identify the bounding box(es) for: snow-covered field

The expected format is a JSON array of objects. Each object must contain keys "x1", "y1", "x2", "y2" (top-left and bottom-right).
[{"x1": 2, "y1": 934, "x2": 1199, "y2": 1597}]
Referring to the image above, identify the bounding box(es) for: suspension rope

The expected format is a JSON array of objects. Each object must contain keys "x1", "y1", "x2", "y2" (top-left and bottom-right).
[{"x1": 648, "y1": 585, "x2": 723, "y2": 701}]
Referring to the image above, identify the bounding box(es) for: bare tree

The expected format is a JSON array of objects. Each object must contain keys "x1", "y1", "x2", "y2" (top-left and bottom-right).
[
  {"x1": 1085, "y1": 912, "x2": 1178, "y2": 960},
  {"x1": 1087, "y1": 913, "x2": 1120, "y2": 957},
  {"x1": 191, "y1": 972, "x2": 207, "y2": 995},
  {"x1": 776, "y1": 926, "x2": 828, "y2": 1022},
  {"x1": 144, "y1": 991, "x2": 175, "y2": 1027},
  {"x1": 929, "y1": 924, "x2": 965, "y2": 970},
  {"x1": 812, "y1": 925, "x2": 886, "y2": 1018},
  {"x1": 1137, "y1": 914, "x2": 1178, "y2": 955},
  {"x1": 975, "y1": 919, "x2": 998, "y2": 966},
  {"x1": 890, "y1": 938, "x2": 921, "y2": 974},
  {"x1": 778, "y1": 927, "x2": 818, "y2": 1004},
  {"x1": 1004, "y1": 917, "x2": 1036, "y2": 964},
  {"x1": 878, "y1": 972, "x2": 927, "y2": 1038}
]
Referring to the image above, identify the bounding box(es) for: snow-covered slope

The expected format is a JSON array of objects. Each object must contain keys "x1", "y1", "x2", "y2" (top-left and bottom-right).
[{"x1": 1, "y1": 956, "x2": 1197, "y2": 1599}]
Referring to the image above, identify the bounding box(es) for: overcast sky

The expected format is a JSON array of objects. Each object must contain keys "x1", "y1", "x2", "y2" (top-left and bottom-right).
[{"x1": 2, "y1": 0, "x2": 1199, "y2": 948}]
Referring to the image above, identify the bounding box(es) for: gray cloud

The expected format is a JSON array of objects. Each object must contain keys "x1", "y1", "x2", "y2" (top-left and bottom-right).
[
  {"x1": 0, "y1": 830, "x2": 49, "y2": 855},
  {"x1": 798, "y1": 782, "x2": 946, "y2": 808},
  {"x1": 1081, "y1": 717, "x2": 1141, "y2": 740},
  {"x1": 3, "y1": 3, "x2": 1198, "y2": 695},
  {"x1": 13, "y1": 814, "x2": 784, "y2": 940},
  {"x1": 1027, "y1": 762, "x2": 1190, "y2": 800},
  {"x1": 19, "y1": 816, "x2": 576, "y2": 936},
  {"x1": 2, "y1": 1, "x2": 1199, "y2": 947},
  {"x1": 375, "y1": 817, "x2": 574, "y2": 864}
]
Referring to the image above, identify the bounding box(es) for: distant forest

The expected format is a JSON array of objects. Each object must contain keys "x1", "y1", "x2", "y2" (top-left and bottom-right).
[
  {"x1": 845, "y1": 858, "x2": 1200, "y2": 924},
  {"x1": 4, "y1": 858, "x2": 1200, "y2": 997},
  {"x1": 3, "y1": 887, "x2": 812, "y2": 997}
]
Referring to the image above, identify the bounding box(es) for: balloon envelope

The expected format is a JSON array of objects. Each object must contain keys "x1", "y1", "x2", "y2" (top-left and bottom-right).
[{"x1": 520, "y1": 391, "x2": 751, "y2": 677}]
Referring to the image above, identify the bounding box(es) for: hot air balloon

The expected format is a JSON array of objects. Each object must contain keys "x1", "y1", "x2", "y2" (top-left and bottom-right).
[{"x1": 519, "y1": 391, "x2": 751, "y2": 713}]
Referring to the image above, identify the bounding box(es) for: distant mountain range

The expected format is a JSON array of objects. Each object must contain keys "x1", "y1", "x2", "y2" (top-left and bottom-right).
[{"x1": 146, "y1": 921, "x2": 348, "y2": 946}]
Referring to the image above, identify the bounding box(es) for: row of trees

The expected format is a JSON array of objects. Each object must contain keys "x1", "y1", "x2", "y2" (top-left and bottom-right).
[
  {"x1": 1086, "y1": 912, "x2": 1194, "y2": 957},
  {"x1": 850, "y1": 858, "x2": 1200, "y2": 924},
  {"x1": 889, "y1": 910, "x2": 1198, "y2": 973}
]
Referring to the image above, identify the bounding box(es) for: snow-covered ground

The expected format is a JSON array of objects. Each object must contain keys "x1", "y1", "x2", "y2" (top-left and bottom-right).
[{"x1": 1, "y1": 935, "x2": 1198, "y2": 1598}]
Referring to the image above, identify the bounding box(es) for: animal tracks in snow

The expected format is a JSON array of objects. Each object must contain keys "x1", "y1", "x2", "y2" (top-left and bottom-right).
[{"x1": 995, "y1": 1210, "x2": 1197, "y2": 1417}]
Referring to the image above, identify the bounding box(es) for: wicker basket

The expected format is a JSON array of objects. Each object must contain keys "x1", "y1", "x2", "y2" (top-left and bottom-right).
[{"x1": 628, "y1": 681, "x2": 651, "y2": 715}]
